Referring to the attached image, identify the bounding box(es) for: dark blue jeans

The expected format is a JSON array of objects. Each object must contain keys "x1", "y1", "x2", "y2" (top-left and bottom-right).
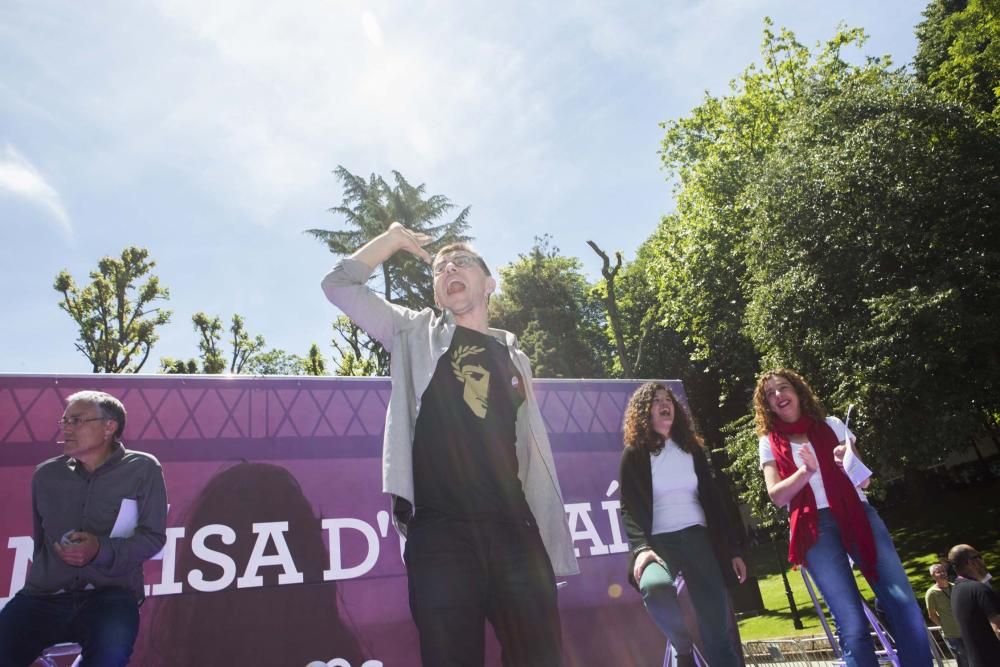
[
  {"x1": 804, "y1": 504, "x2": 932, "y2": 667},
  {"x1": 404, "y1": 513, "x2": 562, "y2": 666},
  {"x1": 638, "y1": 525, "x2": 741, "y2": 667},
  {"x1": 945, "y1": 637, "x2": 969, "y2": 667},
  {"x1": 0, "y1": 588, "x2": 139, "y2": 667}
]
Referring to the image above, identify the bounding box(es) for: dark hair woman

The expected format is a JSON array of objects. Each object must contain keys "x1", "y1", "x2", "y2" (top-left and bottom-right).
[
  {"x1": 619, "y1": 382, "x2": 746, "y2": 667},
  {"x1": 755, "y1": 368, "x2": 932, "y2": 667}
]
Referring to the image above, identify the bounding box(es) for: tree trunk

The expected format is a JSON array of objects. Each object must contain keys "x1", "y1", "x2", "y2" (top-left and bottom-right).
[{"x1": 587, "y1": 241, "x2": 633, "y2": 377}]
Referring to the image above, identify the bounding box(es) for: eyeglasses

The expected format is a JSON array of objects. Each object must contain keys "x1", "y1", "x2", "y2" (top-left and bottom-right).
[
  {"x1": 432, "y1": 254, "x2": 479, "y2": 275},
  {"x1": 57, "y1": 416, "x2": 107, "y2": 428}
]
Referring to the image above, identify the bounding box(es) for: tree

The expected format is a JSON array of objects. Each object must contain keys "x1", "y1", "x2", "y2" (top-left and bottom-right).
[
  {"x1": 742, "y1": 73, "x2": 1000, "y2": 471},
  {"x1": 489, "y1": 236, "x2": 611, "y2": 378},
  {"x1": 191, "y1": 313, "x2": 266, "y2": 374},
  {"x1": 601, "y1": 239, "x2": 738, "y2": 449},
  {"x1": 308, "y1": 166, "x2": 473, "y2": 375},
  {"x1": 645, "y1": 20, "x2": 899, "y2": 469},
  {"x1": 587, "y1": 241, "x2": 633, "y2": 377},
  {"x1": 159, "y1": 357, "x2": 198, "y2": 374},
  {"x1": 54, "y1": 246, "x2": 172, "y2": 373},
  {"x1": 915, "y1": 0, "x2": 1000, "y2": 116},
  {"x1": 652, "y1": 21, "x2": 892, "y2": 439},
  {"x1": 304, "y1": 343, "x2": 327, "y2": 376},
  {"x1": 331, "y1": 316, "x2": 382, "y2": 376},
  {"x1": 245, "y1": 349, "x2": 306, "y2": 375}
]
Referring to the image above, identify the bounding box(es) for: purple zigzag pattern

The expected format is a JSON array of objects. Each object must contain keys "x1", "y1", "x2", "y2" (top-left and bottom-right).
[{"x1": 0, "y1": 376, "x2": 678, "y2": 447}]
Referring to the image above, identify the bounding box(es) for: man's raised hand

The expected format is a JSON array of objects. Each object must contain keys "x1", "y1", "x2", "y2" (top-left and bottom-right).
[{"x1": 388, "y1": 222, "x2": 433, "y2": 264}]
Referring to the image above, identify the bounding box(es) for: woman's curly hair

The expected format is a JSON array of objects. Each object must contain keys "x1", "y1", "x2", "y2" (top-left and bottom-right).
[
  {"x1": 623, "y1": 382, "x2": 704, "y2": 454},
  {"x1": 752, "y1": 368, "x2": 826, "y2": 435}
]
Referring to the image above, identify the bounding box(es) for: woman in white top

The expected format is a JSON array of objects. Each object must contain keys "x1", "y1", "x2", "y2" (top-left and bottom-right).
[
  {"x1": 619, "y1": 382, "x2": 747, "y2": 667},
  {"x1": 756, "y1": 368, "x2": 931, "y2": 667}
]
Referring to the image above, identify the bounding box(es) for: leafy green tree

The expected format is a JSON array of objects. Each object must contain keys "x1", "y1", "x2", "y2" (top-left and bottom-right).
[
  {"x1": 54, "y1": 246, "x2": 172, "y2": 373},
  {"x1": 653, "y1": 20, "x2": 892, "y2": 434},
  {"x1": 915, "y1": 0, "x2": 1000, "y2": 116},
  {"x1": 304, "y1": 343, "x2": 327, "y2": 376},
  {"x1": 192, "y1": 312, "x2": 226, "y2": 374},
  {"x1": 191, "y1": 313, "x2": 266, "y2": 374},
  {"x1": 245, "y1": 348, "x2": 306, "y2": 375},
  {"x1": 742, "y1": 73, "x2": 1000, "y2": 471},
  {"x1": 159, "y1": 357, "x2": 199, "y2": 374},
  {"x1": 331, "y1": 316, "x2": 381, "y2": 376},
  {"x1": 228, "y1": 315, "x2": 266, "y2": 374},
  {"x1": 587, "y1": 241, "x2": 633, "y2": 377},
  {"x1": 603, "y1": 240, "x2": 738, "y2": 449},
  {"x1": 308, "y1": 166, "x2": 473, "y2": 375},
  {"x1": 489, "y1": 235, "x2": 611, "y2": 378}
]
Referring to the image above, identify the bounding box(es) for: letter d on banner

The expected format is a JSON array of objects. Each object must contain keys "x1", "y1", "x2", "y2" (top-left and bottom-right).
[{"x1": 322, "y1": 518, "x2": 379, "y2": 580}]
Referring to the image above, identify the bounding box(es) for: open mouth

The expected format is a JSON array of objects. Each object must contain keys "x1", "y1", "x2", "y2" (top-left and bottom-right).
[
  {"x1": 777, "y1": 399, "x2": 791, "y2": 409},
  {"x1": 446, "y1": 280, "x2": 467, "y2": 295}
]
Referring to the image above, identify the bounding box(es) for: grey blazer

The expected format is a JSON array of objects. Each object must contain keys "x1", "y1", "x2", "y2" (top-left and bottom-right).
[{"x1": 322, "y1": 258, "x2": 579, "y2": 576}]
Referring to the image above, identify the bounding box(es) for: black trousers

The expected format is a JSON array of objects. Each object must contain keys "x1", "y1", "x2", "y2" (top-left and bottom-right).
[{"x1": 404, "y1": 512, "x2": 563, "y2": 666}]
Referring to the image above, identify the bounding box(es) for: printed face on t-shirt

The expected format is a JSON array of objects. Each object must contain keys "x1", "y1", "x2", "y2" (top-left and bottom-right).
[{"x1": 451, "y1": 345, "x2": 490, "y2": 418}]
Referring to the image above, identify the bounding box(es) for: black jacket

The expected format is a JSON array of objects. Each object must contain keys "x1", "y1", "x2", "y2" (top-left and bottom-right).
[{"x1": 619, "y1": 443, "x2": 744, "y2": 590}]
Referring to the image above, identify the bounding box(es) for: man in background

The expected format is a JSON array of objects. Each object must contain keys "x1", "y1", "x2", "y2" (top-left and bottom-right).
[
  {"x1": 948, "y1": 544, "x2": 1000, "y2": 667},
  {"x1": 925, "y1": 561, "x2": 968, "y2": 667}
]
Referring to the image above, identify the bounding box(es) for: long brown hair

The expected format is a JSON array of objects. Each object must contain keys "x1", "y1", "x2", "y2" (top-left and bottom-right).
[
  {"x1": 753, "y1": 368, "x2": 827, "y2": 435},
  {"x1": 623, "y1": 382, "x2": 704, "y2": 454}
]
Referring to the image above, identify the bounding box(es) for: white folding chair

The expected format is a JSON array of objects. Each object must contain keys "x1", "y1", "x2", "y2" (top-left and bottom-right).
[
  {"x1": 36, "y1": 642, "x2": 82, "y2": 667},
  {"x1": 661, "y1": 575, "x2": 711, "y2": 667}
]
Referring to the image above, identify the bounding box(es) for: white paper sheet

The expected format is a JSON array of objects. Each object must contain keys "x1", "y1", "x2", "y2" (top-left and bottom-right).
[
  {"x1": 842, "y1": 444, "x2": 873, "y2": 487},
  {"x1": 110, "y1": 498, "x2": 139, "y2": 538},
  {"x1": 842, "y1": 405, "x2": 872, "y2": 486}
]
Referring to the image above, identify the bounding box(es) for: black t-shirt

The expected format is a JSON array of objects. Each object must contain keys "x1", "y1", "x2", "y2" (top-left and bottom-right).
[
  {"x1": 411, "y1": 325, "x2": 531, "y2": 520},
  {"x1": 952, "y1": 578, "x2": 1000, "y2": 667}
]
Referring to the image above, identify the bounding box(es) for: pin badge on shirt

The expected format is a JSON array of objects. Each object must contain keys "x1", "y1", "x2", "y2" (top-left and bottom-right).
[{"x1": 511, "y1": 377, "x2": 519, "y2": 389}]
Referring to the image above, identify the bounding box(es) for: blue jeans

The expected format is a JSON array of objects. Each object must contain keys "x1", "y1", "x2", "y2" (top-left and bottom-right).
[
  {"x1": 0, "y1": 588, "x2": 139, "y2": 667},
  {"x1": 638, "y1": 525, "x2": 740, "y2": 667},
  {"x1": 804, "y1": 504, "x2": 932, "y2": 667},
  {"x1": 945, "y1": 637, "x2": 969, "y2": 667}
]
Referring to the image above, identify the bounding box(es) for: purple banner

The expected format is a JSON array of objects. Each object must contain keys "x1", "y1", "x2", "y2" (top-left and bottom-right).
[{"x1": 0, "y1": 375, "x2": 686, "y2": 666}]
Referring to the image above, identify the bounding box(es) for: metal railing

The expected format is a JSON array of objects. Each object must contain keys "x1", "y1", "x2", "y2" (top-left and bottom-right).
[{"x1": 740, "y1": 627, "x2": 959, "y2": 666}]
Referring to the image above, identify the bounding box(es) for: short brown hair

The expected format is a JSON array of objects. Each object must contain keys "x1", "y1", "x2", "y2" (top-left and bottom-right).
[
  {"x1": 433, "y1": 242, "x2": 491, "y2": 276},
  {"x1": 752, "y1": 368, "x2": 826, "y2": 435},
  {"x1": 623, "y1": 382, "x2": 704, "y2": 454}
]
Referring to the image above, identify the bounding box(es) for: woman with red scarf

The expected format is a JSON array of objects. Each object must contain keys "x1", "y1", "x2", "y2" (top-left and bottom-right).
[{"x1": 755, "y1": 369, "x2": 931, "y2": 667}]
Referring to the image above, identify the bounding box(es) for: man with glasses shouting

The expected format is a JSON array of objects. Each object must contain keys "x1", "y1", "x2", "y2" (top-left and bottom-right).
[
  {"x1": 948, "y1": 544, "x2": 1000, "y2": 667},
  {"x1": 0, "y1": 391, "x2": 167, "y2": 667},
  {"x1": 322, "y1": 223, "x2": 577, "y2": 666}
]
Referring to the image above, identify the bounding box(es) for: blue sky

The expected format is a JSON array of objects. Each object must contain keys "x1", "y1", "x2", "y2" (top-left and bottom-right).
[{"x1": 1, "y1": 0, "x2": 926, "y2": 374}]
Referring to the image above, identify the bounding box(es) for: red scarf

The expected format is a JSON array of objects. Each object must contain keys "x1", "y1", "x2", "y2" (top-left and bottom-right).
[{"x1": 769, "y1": 415, "x2": 878, "y2": 582}]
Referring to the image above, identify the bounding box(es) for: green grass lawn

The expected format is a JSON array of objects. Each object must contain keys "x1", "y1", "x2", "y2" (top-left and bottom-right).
[{"x1": 737, "y1": 479, "x2": 1000, "y2": 641}]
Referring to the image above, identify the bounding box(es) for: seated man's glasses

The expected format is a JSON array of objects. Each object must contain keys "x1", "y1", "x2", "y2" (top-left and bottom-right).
[{"x1": 57, "y1": 417, "x2": 106, "y2": 427}]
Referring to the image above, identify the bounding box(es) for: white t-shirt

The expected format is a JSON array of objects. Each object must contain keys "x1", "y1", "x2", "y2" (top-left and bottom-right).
[
  {"x1": 758, "y1": 416, "x2": 866, "y2": 508},
  {"x1": 650, "y1": 438, "x2": 707, "y2": 534}
]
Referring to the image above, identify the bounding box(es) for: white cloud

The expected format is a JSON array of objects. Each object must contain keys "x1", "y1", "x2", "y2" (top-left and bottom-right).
[
  {"x1": 0, "y1": 144, "x2": 70, "y2": 234},
  {"x1": 362, "y1": 11, "x2": 384, "y2": 48},
  {"x1": 97, "y1": 0, "x2": 568, "y2": 220}
]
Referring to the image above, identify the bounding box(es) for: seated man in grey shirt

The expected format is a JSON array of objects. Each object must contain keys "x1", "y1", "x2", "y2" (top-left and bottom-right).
[{"x1": 0, "y1": 390, "x2": 167, "y2": 667}]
